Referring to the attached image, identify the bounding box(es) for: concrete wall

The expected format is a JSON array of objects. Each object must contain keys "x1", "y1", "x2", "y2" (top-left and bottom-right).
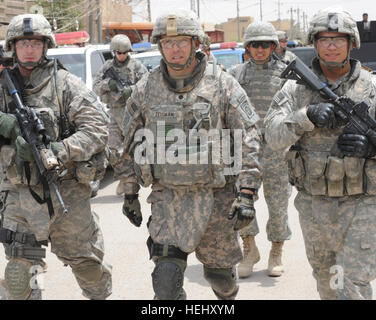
[{"x1": 217, "y1": 16, "x2": 254, "y2": 42}]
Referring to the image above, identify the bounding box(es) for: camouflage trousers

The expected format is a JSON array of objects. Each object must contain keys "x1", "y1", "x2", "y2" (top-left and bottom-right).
[
  {"x1": 108, "y1": 106, "x2": 128, "y2": 181},
  {"x1": 295, "y1": 191, "x2": 376, "y2": 300},
  {"x1": 240, "y1": 144, "x2": 292, "y2": 242},
  {"x1": 147, "y1": 182, "x2": 242, "y2": 268},
  {"x1": 1, "y1": 180, "x2": 112, "y2": 300}
]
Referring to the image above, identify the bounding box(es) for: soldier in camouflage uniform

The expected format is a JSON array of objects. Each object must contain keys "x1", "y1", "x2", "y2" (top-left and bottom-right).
[
  {"x1": 228, "y1": 21, "x2": 292, "y2": 278},
  {"x1": 93, "y1": 34, "x2": 147, "y2": 195},
  {"x1": 201, "y1": 34, "x2": 226, "y2": 71},
  {"x1": 275, "y1": 31, "x2": 297, "y2": 64},
  {"x1": 265, "y1": 7, "x2": 376, "y2": 299},
  {"x1": 0, "y1": 14, "x2": 112, "y2": 300},
  {"x1": 121, "y1": 9, "x2": 262, "y2": 300}
]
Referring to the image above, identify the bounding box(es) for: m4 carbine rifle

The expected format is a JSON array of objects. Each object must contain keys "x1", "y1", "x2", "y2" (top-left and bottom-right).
[
  {"x1": 103, "y1": 67, "x2": 132, "y2": 102},
  {"x1": 2, "y1": 68, "x2": 68, "y2": 216},
  {"x1": 281, "y1": 56, "x2": 376, "y2": 137}
]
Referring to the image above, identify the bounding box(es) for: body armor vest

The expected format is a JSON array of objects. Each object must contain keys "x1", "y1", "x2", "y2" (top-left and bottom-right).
[
  {"x1": 287, "y1": 65, "x2": 376, "y2": 197},
  {"x1": 234, "y1": 59, "x2": 286, "y2": 130},
  {"x1": 135, "y1": 64, "x2": 226, "y2": 189}
]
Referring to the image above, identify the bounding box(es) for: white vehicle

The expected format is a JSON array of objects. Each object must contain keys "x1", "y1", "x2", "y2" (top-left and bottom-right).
[
  {"x1": 47, "y1": 44, "x2": 112, "y2": 90},
  {"x1": 131, "y1": 50, "x2": 162, "y2": 71}
]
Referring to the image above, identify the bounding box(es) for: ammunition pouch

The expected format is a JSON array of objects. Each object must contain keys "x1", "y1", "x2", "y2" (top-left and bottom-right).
[
  {"x1": 0, "y1": 228, "x2": 47, "y2": 260},
  {"x1": 287, "y1": 148, "x2": 375, "y2": 197}
]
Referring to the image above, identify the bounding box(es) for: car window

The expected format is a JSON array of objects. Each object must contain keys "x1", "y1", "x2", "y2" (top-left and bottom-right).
[
  {"x1": 102, "y1": 51, "x2": 113, "y2": 61},
  {"x1": 213, "y1": 52, "x2": 242, "y2": 69},
  {"x1": 136, "y1": 55, "x2": 162, "y2": 70},
  {"x1": 47, "y1": 53, "x2": 86, "y2": 83},
  {"x1": 289, "y1": 48, "x2": 315, "y2": 67},
  {"x1": 91, "y1": 51, "x2": 104, "y2": 77}
]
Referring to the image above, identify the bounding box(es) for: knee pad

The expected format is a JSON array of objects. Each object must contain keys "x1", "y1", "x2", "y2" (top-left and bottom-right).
[
  {"x1": 152, "y1": 258, "x2": 186, "y2": 300},
  {"x1": 72, "y1": 262, "x2": 103, "y2": 284},
  {"x1": 4, "y1": 258, "x2": 33, "y2": 299},
  {"x1": 203, "y1": 266, "x2": 238, "y2": 300}
]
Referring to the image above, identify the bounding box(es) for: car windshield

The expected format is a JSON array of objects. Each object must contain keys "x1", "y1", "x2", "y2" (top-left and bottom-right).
[
  {"x1": 136, "y1": 55, "x2": 161, "y2": 70},
  {"x1": 214, "y1": 52, "x2": 241, "y2": 69},
  {"x1": 47, "y1": 53, "x2": 86, "y2": 83}
]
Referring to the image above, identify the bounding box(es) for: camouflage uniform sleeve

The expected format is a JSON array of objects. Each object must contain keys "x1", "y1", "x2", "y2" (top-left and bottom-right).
[
  {"x1": 221, "y1": 72, "x2": 263, "y2": 190},
  {"x1": 58, "y1": 72, "x2": 109, "y2": 163},
  {"x1": 264, "y1": 80, "x2": 314, "y2": 151},
  {"x1": 227, "y1": 64, "x2": 238, "y2": 79},
  {"x1": 119, "y1": 75, "x2": 149, "y2": 195},
  {"x1": 133, "y1": 59, "x2": 148, "y2": 83},
  {"x1": 92, "y1": 61, "x2": 112, "y2": 102}
]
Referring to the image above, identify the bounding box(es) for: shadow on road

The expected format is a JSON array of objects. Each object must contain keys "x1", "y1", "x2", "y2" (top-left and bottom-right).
[
  {"x1": 185, "y1": 263, "x2": 279, "y2": 289},
  {"x1": 99, "y1": 168, "x2": 115, "y2": 189},
  {"x1": 185, "y1": 263, "x2": 210, "y2": 287},
  {"x1": 238, "y1": 269, "x2": 279, "y2": 287},
  {"x1": 91, "y1": 195, "x2": 123, "y2": 204}
]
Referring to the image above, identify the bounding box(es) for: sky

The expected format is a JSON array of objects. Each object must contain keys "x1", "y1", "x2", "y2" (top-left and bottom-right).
[{"x1": 133, "y1": 0, "x2": 374, "y2": 26}]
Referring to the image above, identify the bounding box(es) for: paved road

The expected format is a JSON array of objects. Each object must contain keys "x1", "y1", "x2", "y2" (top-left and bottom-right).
[{"x1": 0, "y1": 170, "x2": 375, "y2": 300}]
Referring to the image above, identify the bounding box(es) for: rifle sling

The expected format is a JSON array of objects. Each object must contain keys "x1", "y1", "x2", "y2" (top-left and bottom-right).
[{"x1": 24, "y1": 162, "x2": 54, "y2": 218}]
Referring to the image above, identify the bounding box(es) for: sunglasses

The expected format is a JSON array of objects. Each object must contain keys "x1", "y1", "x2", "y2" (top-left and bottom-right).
[
  {"x1": 249, "y1": 41, "x2": 272, "y2": 49},
  {"x1": 115, "y1": 51, "x2": 128, "y2": 55}
]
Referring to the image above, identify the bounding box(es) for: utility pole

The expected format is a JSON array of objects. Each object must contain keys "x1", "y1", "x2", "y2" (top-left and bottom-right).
[
  {"x1": 197, "y1": 0, "x2": 200, "y2": 18},
  {"x1": 277, "y1": 0, "x2": 281, "y2": 29},
  {"x1": 302, "y1": 11, "x2": 307, "y2": 41},
  {"x1": 147, "y1": 0, "x2": 151, "y2": 22},
  {"x1": 89, "y1": 0, "x2": 93, "y2": 43},
  {"x1": 290, "y1": 7, "x2": 294, "y2": 39},
  {"x1": 237, "y1": 0, "x2": 240, "y2": 41},
  {"x1": 297, "y1": 7, "x2": 300, "y2": 40},
  {"x1": 96, "y1": 0, "x2": 102, "y2": 43},
  {"x1": 190, "y1": 0, "x2": 196, "y2": 13},
  {"x1": 259, "y1": 0, "x2": 263, "y2": 21}
]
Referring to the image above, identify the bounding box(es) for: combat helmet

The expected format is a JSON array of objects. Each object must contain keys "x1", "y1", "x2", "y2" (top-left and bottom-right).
[
  {"x1": 243, "y1": 21, "x2": 279, "y2": 49},
  {"x1": 151, "y1": 9, "x2": 205, "y2": 70},
  {"x1": 151, "y1": 9, "x2": 205, "y2": 44},
  {"x1": 277, "y1": 30, "x2": 288, "y2": 40},
  {"x1": 308, "y1": 7, "x2": 359, "y2": 68},
  {"x1": 307, "y1": 7, "x2": 360, "y2": 49},
  {"x1": 5, "y1": 14, "x2": 56, "y2": 52},
  {"x1": 110, "y1": 34, "x2": 133, "y2": 53},
  {"x1": 201, "y1": 34, "x2": 211, "y2": 50}
]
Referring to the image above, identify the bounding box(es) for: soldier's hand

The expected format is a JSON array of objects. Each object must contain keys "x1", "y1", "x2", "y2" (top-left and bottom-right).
[
  {"x1": 307, "y1": 103, "x2": 338, "y2": 129},
  {"x1": 15, "y1": 136, "x2": 34, "y2": 162},
  {"x1": 0, "y1": 112, "x2": 20, "y2": 140},
  {"x1": 228, "y1": 192, "x2": 255, "y2": 231},
  {"x1": 108, "y1": 79, "x2": 118, "y2": 91},
  {"x1": 338, "y1": 133, "x2": 376, "y2": 158},
  {"x1": 120, "y1": 87, "x2": 132, "y2": 100},
  {"x1": 122, "y1": 194, "x2": 142, "y2": 227}
]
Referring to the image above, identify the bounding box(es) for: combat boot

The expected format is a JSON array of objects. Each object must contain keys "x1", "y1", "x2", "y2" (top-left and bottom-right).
[
  {"x1": 116, "y1": 180, "x2": 127, "y2": 195},
  {"x1": 268, "y1": 241, "x2": 284, "y2": 277},
  {"x1": 238, "y1": 235, "x2": 260, "y2": 278}
]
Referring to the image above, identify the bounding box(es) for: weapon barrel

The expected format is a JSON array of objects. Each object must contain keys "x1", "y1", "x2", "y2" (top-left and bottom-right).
[{"x1": 51, "y1": 181, "x2": 68, "y2": 214}]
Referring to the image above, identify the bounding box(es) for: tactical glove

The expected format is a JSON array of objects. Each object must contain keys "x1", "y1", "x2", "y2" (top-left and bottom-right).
[
  {"x1": 0, "y1": 112, "x2": 20, "y2": 140},
  {"x1": 108, "y1": 79, "x2": 118, "y2": 91},
  {"x1": 122, "y1": 194, "x2": 142, "y2": 227},
  {"x1": 120, "y1": 86, "x2": 132, "y2": 101},
  {"x1": 15, "y1": 136, "x2": 34, "y2": 162},
  {"x1": 228, "y1": 192, "x2": 256, "y2": 231},
  {"x1": 338, "y1": 133, "x2": 376, "y2": 158},
  {"x1": 307, "y1": 103, "x2": 338, "y2": 129}
]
